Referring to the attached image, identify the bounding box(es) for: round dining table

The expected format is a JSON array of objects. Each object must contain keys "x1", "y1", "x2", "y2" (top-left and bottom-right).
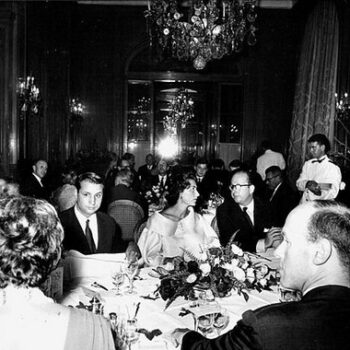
[{"x1": 60, "y1": 251, "x2": 280, "y2": 349}]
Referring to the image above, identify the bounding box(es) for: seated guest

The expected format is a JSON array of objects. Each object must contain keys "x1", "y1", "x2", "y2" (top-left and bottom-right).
[
  {"x1": 216, "y1": 169, "x2": 281, "y2": 252},
  {"x1": 0, "y1": 196, "x2": 115, "y2": 350},
  {"x1": 122, "y1": 152, "x2": 140, "y2": 191},
  {"x1": 138, "y1": 173, "x2": 220, "y2": 266},
  {"x1": 265, "y1": 166, "x2": 299, "y2": 227},
  {"x1": 106, "y1": 168, "x2": 148, "y2": 219},
  {"x1": 60, "y1": 172, "x2": 139, "y2": 258},
  {"x1": 51, "y1": 168, "x2": 78, "y2": 212},
  {"x1": 172, "y1": 200, "x2": 350, "y2": 350},
  {"x1": 21, "y1": 159, "x2": 50, "y2": 200},
  {"x1": 193, "y1": 158, "x2": 218, "y2": 211},
  {"x1": 143, "y1": 158, "x2": 172, "y2": 194}
]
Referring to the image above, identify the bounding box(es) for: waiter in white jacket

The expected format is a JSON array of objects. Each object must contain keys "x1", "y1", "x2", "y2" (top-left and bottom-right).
[{"x1": 296, "y1": 134, "x2": 341, "y2": 203}]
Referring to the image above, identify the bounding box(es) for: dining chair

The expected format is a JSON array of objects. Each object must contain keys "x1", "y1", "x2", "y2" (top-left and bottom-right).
[
  {"x1": 133, "y1": 219, "x2": 147, "y2": 243},
  {"x1": 107, "y1": 199, "x2": 145, "y2": 242}
]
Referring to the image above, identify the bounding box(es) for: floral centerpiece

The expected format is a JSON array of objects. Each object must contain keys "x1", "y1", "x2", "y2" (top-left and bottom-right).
[
  {"x1": 154, "y1": 241, "x2": 278, "y2": 309},
  {"x1": 144, "y1": 182, "x2": 169, "y2": 208}
]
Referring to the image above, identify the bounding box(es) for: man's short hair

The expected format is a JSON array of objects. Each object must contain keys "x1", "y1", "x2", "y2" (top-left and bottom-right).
[
  {"x1": 195, "y1": 158, "x2": 209, "y2": 167},
  {"x1": 265, "y1": 165, "x2": 282, "y2": 176},
  {"x1": 307, "y1": 200, "x2": 350, "y2": 271},
  {"x1": 229, "y1": 159, "x2": 243, "y2": 169},
  {"x1": 308, "y1": 134, "x2": 331, "y2": 153},
  {"x1": 76, "y1": 172, "x2": 103, "y2": 191}
]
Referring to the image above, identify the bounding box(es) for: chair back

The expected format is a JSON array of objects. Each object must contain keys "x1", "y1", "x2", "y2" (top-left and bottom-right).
[
  {"x1": 107, "y1": 199, "x2": 145, "y2": 241},
  {"x1": 133, "y1": 219, "x2": 148, "y2": 243}
]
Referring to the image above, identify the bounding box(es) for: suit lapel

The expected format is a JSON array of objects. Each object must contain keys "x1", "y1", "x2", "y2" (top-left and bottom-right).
[{"x1": 71, "y1": 208, "x2": 92, "y2": 253}]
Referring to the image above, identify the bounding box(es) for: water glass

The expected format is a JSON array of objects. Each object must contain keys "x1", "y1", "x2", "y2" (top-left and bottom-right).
[
  {"x1": 123, "y1": 261, "x2": 139, "y2": 294},
  {"x1": 119, "y1": 318, "x2": 139, "y2": 350},
  {"x1": 111, "y1": 266, "x2": 125, "y2": 295},
  {"x1": 213, "y1": 308, "x2": 229, "y2": 336}
]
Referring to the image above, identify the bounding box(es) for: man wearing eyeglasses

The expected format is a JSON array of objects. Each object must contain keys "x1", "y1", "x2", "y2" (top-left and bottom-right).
[
  {"x1": 216, "y1": 169, "x2": 282, "y2": 252},
  {"x1": 265, "y1": 166, "x2": 299, "y2": 227}
]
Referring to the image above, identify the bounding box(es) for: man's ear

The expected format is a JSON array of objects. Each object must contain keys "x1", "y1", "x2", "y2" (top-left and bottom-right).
[
  {"x1": 32, "y1": 165, "x2": 36, "y2": 173},
  {"x1": 313, "y1": 238, "x2": 332, "y2": 265},
  {"x1": 249, "y1": 184, "x2": 255, "y2": 195}
]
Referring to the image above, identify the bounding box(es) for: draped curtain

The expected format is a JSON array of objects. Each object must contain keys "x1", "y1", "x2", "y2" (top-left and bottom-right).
[{"x1": 288, "y1": 0, "x2": 339, "y2": 184}]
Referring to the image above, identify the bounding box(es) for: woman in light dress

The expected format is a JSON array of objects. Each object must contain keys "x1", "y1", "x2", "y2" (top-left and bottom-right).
[
  {"x1": 0, "y1": 196, "x2": 115, "y2": 350},
  {"x1": 138, "y1": 173, "x2": 220, "y2": 266}
]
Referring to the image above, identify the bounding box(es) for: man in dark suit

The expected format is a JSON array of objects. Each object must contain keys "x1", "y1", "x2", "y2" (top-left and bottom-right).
[
  {"x1": 21, "y1": 159, "x2": 49, "y2": 200},
  {"x1": 60, "y1": 172, "x2": 139, "y2": 257},
  {"x1": 216, "y1": 169, "x2": 281, "y2": 251},
  {"x1": 172, "y1": 200, "x2": 350, "y2": 349},
  {"x1": 106, "y1": 168, "x2": 148, "y2": 219},
  {"x1": 265, "y1": 166, "x2": 299, "y2": 227},
  {"x1": 144, "y1": 159, "x2": 172, "y2": 192},
  {"x1": 138, "y1": 153, "x2": 156, "y2": 186}
]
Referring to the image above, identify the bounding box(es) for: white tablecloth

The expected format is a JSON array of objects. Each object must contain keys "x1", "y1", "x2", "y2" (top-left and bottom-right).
[{"x1": 61, "y1": 253, "x2": 280, "y2": 350}]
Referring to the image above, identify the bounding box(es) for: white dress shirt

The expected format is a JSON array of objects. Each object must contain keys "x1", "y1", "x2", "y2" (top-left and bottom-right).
[
  {"x1": 257, "y1": 149, "x2": 286, "y2": 180},
  {"x1": 33, "y1": 173, "x2": 43, "y2": 187},
  {"x1": 74, "y1": 206, "x2": 99, "y2": 248},
  {"x1": 296, "y1": 155, "x2": 341, "y2": 203}
]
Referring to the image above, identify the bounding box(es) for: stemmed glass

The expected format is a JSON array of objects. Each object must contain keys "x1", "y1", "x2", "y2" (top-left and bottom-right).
[
  {"x1": 213, "y1": 308, "x2": 230, "y2": 336},
  {"x1": 120, "y1": 317, "x2": 140, "y2": 350},
  {"x1": 111, "y1": 265, "x2": 125, "y2": 295},
  {"x1": 123, "y1": 260, "x2": 139, "y2": 294},
  {"x1": 197, "y1": 314, "x2": 215, "y2": 336}
]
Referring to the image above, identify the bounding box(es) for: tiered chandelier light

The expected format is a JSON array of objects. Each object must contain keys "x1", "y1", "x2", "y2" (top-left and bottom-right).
[
  {"x1": 128, "y1": 96, "x2": 151, "y2": 141},
  {"x1": 163, "y1": 88, "x2": 195, "y2": 135},
  {"x1": 69, "y1": 98, "x2": 86, "y2": 120},
  {"x1": 145, "y1": 0, "x2": 257, "y2": 70},
  {"x1": 335, "y1": 92, "x2": 350, "y2": 122},
  {"x1": 17, "y1": 76, "x2": 41, "y2": 118}
]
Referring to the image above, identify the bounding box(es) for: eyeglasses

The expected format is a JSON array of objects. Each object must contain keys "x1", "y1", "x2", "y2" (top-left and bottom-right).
[
  {"x1": 229, "y1": 184, "x2": 251, "y2": 191},
  {"x1": 265, "y1": 174, "x2": 279, "y2": 182}
]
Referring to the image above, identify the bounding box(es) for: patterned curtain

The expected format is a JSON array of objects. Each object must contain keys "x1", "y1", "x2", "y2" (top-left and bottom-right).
[{"x1": 288, "y1": 0, "x2": 339, "y2": 184}]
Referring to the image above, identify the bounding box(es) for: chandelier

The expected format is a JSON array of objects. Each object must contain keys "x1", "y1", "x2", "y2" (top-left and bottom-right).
[
  {"x1": 145, "y1": 0, "x2": 257, "y2": 70},
  {"x1": 69, "y1": 98, "x2": 86, "y2": 121},
  {"x1": 16, "y1": 76, "x2": 41, "y2": 118},
  {"x1": 128, "y1": 96, "x2": 151, "y2": 141},
  {"x1": 163, "y1": 88, "x2": 195, "y2": 135},
  {"x1": 335, "y1": 92, "x2": 350, "y2": 122}
]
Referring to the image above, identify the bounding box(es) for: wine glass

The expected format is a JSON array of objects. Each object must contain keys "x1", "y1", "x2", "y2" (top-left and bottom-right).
[
  {"x1": 213, "y1": 308, "x2": 230, "y2": 336},
  {"x1": 111, "y1": 265, "x2": 125, "y2": 295},
  {"x1": 197, "y1": 314, "x2": 214, "y2": 336},
  {"x1": 123, "y1": 260, "x2": 139, "y2": 294},
  {"x1": 122, "y1": 318, "x2": 139, "y2": 350}
]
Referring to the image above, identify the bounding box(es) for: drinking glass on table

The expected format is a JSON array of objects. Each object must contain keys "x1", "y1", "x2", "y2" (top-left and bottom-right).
[
  {"x1": 111, "y1": 265, "x2": 125, "y2": 295},
  {"x1": 123, "y1": 260, "x2": 139, "y2": 294},
  {"x1": 213, "y1": 307, "x2": 230, "y2": 336},
  {"x1": 118, "y1": 315, "x2": 140, "y2": 350}
]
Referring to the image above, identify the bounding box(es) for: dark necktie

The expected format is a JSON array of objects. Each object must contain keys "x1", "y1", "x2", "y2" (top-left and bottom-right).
[
  {"x1": 197, "y1": 177, "x2": 202, "y2": 183},
  {"x1": 242, "y1": 207, "x2": 254, "y2": 228},
  {"x1": 312, "y1": 157, "x2": 325, "y2": 163},
  {"x1": 160, "y1": 176, "x2": 165, "y2": 187},
  {"x1": 85, "y1": 219, "x2": 96, "y2": 254}
]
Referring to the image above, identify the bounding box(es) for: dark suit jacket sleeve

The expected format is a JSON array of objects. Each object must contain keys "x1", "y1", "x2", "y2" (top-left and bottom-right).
[{"x1": 182, "y1": 310, "x2": 262, "y2": 350}]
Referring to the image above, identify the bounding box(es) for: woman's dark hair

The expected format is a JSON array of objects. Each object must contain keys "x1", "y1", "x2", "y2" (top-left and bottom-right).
[
  {"x1": 165, "y1": 172, "x2": 197, "y2": 207},
  {"x1": 0, "y1": 196, "x2": 64, "y2": 288}
]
